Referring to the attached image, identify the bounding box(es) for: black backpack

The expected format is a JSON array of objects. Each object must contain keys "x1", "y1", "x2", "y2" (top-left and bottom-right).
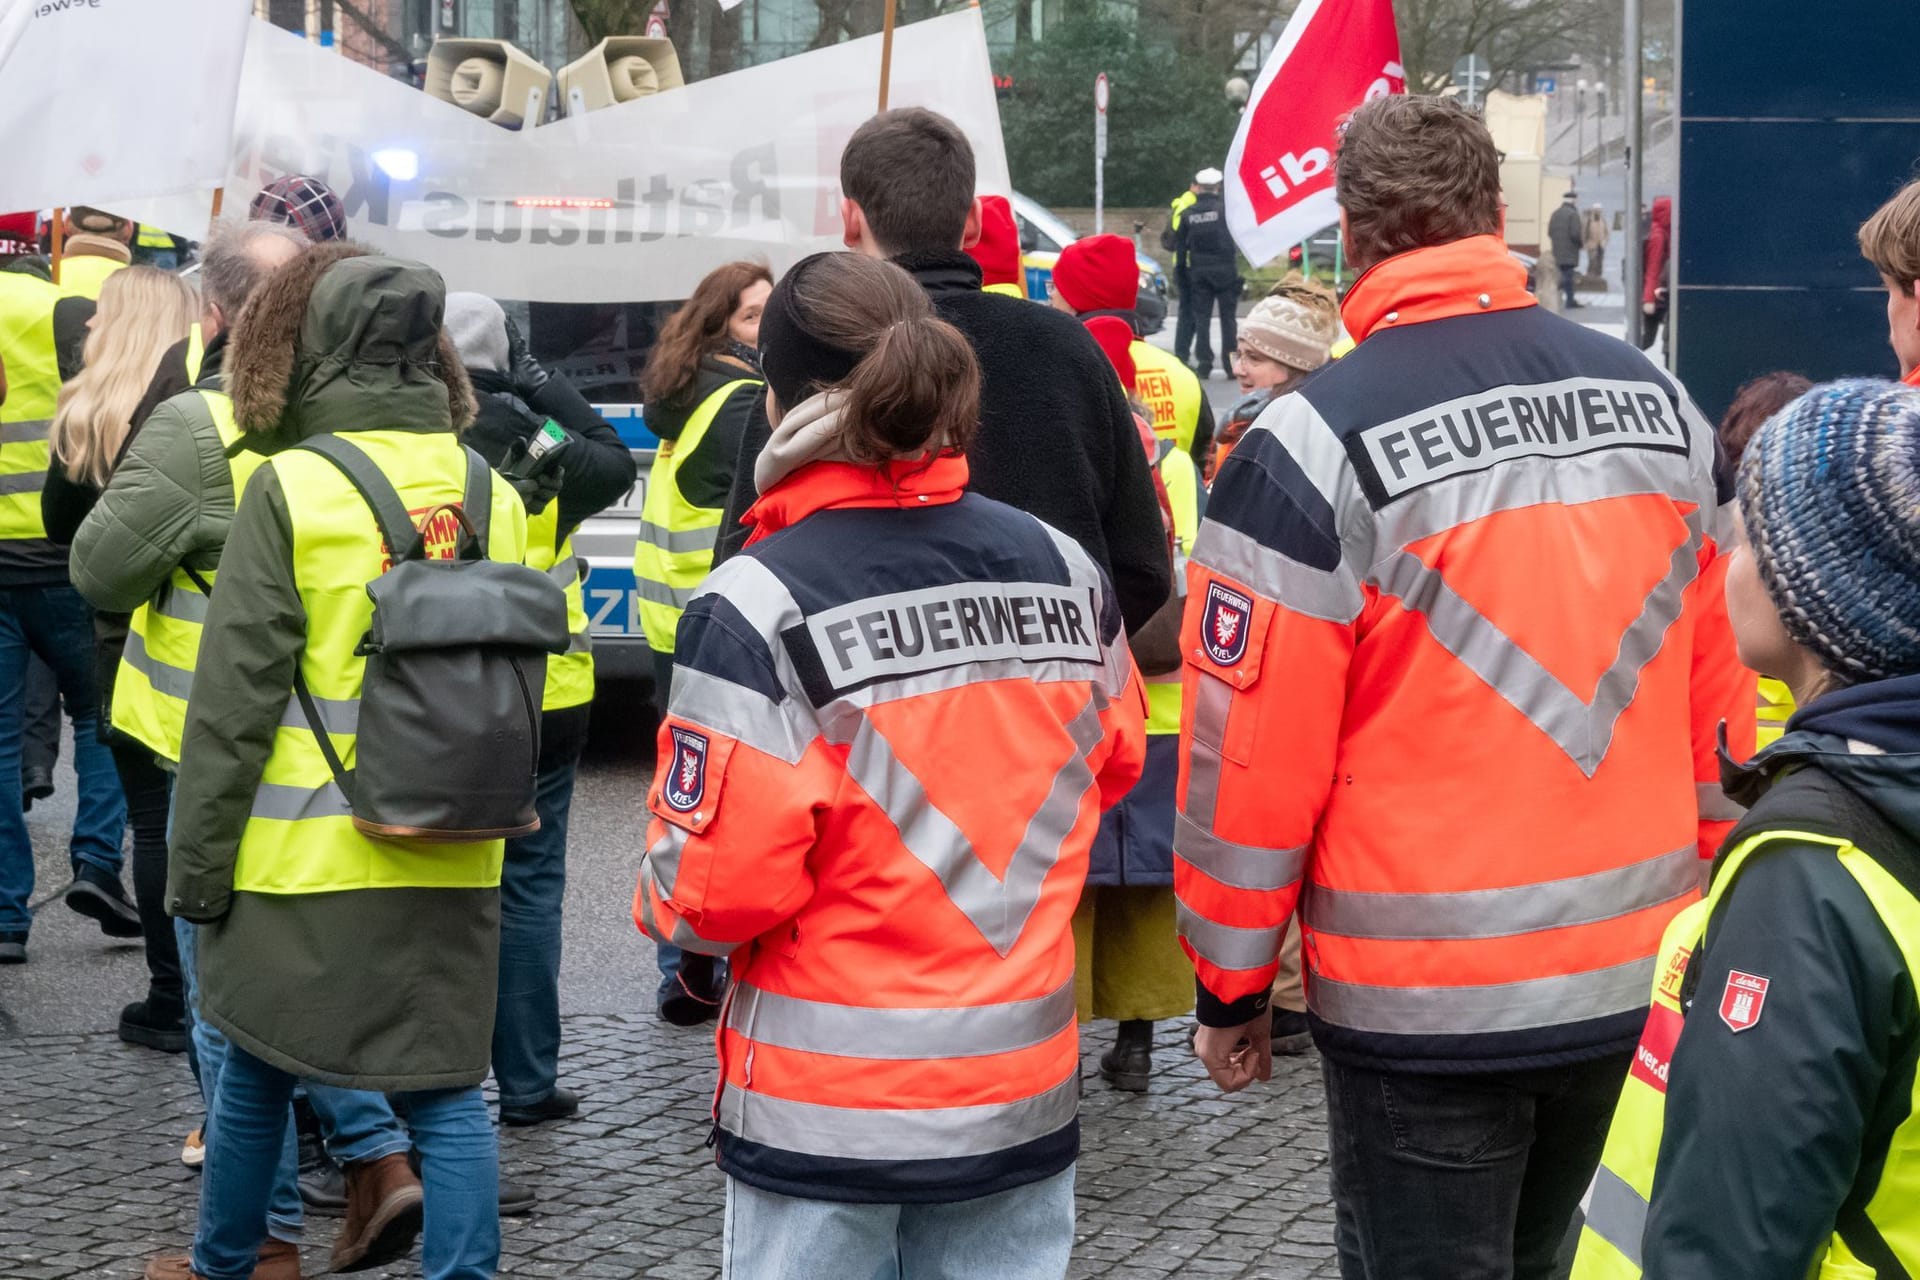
[{"x1": 294, "y1": 435, "x2": 570, "y2": 842}]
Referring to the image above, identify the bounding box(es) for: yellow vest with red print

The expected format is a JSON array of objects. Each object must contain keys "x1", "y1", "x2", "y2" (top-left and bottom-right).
[
  {"x1": 1132, "y1": 340, "x2": 1205, "y2": 456},
  {"x1": 1146, "y1": 443, "x2": 1201, "y2": 735},
  {"x1": 1574, "y1": 827, "x2": 1920, "y2": 1278}
]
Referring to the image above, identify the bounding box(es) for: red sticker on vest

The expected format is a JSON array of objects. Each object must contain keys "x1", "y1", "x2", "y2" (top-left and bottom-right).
[
  {"x1": 1629, "y1": 1002, "x2": 1683, "y2": 1093},
  {"x1": 1718, "y1": 970, "x2": 1769, "y2": 1032}
]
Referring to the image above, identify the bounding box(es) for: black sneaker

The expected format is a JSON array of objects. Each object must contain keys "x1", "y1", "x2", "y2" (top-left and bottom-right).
[
  {"x1": 1270, "y1": 1008, "x2": 1314, "y2": 1056},
  {"x1": 298, "y1": 1124, "x2": 347, "y2": 1217},
  {"x1": 1097, "y1": 1020, "x2": 1153, "y2": 1092},
  {"x1": 65, "y1": 865, "x2": 143, "y2": 939},
  {"x1": 118, "y1": 998, "x2": 189, "y2": 1053},
  {"x1": 658, "y1": 955, "x2": 725, "y2": 1027},
  {"x1": 0, "y1": 931, "x2": 24, "y2": 964},
  {"x1": 500, "y1": 1087, "x2": 579, "y2": 1128}
]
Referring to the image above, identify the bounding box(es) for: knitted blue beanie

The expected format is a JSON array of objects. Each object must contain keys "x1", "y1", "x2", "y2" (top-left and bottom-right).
[{"x1": 1738, "y1": 379, "x2": 1920, "y2": 681}]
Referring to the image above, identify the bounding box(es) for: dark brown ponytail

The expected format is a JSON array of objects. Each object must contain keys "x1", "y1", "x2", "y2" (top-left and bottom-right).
[{"x1": 780, "y1": 254, "x2": 979, "y2": 462}]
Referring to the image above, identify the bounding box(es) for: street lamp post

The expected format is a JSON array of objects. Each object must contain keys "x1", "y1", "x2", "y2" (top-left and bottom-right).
[
  {"x1": 1624, "y1": 0, "x2": 1644, "y2": 347},
  {"x1": 1576, "y1": 79, "x2": 1588, "y2": 175}
]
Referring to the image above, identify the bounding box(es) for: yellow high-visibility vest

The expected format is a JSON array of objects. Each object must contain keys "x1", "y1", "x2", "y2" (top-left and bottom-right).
[
  {"x1": 1574, "y1": 826, "x2": 1920, "y2": 1278},
  {"x1": 54, "y1": 253, "x2": 125, "y2": 301},
  {"x1": 527, "y1": 499, "x2": 594, "y2": 711},
  {"x1": 0, "y1": 273, "x2": 62, "y2": 544},
  {"x1": 113, "y1": 390, "x2": 266, "y2": 763},
  {"x1": 1757, "y1": 676, "x2": 1794, "y2": 749},
  {"x1": 230, "y1": 430, "x2": 524, "y2": 896},
  {"x1": 1145, "y1": 445, "x2": 1201, "y2": 736},
  {"x1": 1131, "y1": 340, "x2": 1205, "y2": 456},
  {"x1": 632, "y1": 378, "x2": 757, "y2": 654}
]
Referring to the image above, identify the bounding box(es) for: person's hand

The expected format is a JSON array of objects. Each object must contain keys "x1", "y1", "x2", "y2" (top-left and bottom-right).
[
  {"x1": 1642, "y1": 301, "x2": 1657, "y2": 315},
  {"x1": 503, "y1": 314, "x2": 551, "y2": 399},
  {"x1": 1194, "y1": 1015, "x2": 1272, "y2": 1093}
]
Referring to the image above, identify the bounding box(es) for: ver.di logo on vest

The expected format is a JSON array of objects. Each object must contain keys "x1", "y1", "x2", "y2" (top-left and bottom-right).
[
  {"x1": 663, "y1": 726, "x2": 709, "y2": 813},
  {"x1": 1204, "y1": 582, "x2": 1253, "y2": 666}
]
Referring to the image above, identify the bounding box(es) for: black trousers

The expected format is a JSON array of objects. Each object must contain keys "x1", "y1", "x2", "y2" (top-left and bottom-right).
[
  {"x1": 108, "y1": 736, "x2": 181, "y2": 1009},
  {"x1": 22, "y1": 656, "x2": 58, "y2": 780},
  {"x1": 1322, "y1": 1053, "x2": 1630, "y2": 1280},
  {"x1": 1187, "y1": 270, "x2": 1241, "y2": 374}
]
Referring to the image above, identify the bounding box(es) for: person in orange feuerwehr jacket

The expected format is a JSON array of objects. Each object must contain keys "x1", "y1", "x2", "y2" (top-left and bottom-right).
[
  {"x1": 633, "y1": 251, "x2": 1146, "y2": 1280},
  {"x1": 1174, "y1": 96, "x2": 1752, "y2": 1279}
]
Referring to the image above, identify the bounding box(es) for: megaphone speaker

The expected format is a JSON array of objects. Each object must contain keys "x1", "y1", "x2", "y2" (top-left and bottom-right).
[
  {"x1": 425, "y1": 38, "x2": 553, "y2": 129},
  {"x1": 558, "y1": 36, "x2": 686, "y2": 116}
]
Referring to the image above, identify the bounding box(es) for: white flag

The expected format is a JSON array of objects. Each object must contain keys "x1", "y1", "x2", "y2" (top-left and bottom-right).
[
  {"x1": 0, "y1": 0, "x2": 251, "y2": 212},
  {"x1": 109, "y1": 11, "x2": 1010, "y2": 305}
]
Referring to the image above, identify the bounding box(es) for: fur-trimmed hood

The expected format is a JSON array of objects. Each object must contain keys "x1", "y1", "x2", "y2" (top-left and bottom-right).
[{"x1": 227, "y1": 243, "x2": 475, "y2": 442}]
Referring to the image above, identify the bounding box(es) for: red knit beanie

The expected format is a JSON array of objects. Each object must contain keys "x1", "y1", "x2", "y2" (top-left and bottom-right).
[
  {"x1": 1053, "y1": 233, "x2": 1138, "y2": 313},
  {"x1": 1083, "y1": 315, "x2": 1136, "y2": 392},
  {"x1": 967, "y1": 195, "x2": 1022, "y2": 290}
]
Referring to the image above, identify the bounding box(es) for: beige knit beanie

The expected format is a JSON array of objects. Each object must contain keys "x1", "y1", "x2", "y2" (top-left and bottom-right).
[{"x1": 1241, "y1": 275, "x2": 1339, "y2": 374}]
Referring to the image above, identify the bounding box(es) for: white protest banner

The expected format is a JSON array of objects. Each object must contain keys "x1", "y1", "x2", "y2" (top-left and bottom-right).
[
  {"x1": 113, "y1": 10, "x2": 1009, "y2": 304},
  {"x1": 1222, "y1": 0, "x2": 1403, "y2": 266},
  {"x1": 0, "y1": 0, "x2": 250, "y2": 211}
]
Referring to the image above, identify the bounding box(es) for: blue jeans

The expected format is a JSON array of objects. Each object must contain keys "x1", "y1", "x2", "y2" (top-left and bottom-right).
[
  {"x1": 0, "y1": 584, "x2": 127, "y2": 932},
  {"x1": 195, "y1": 1044, "x2": 499, "y2": 1280},
  {"x1": 176, "y1": 919, "x2": 409, "y2": 1225},
  {"x1": 721, "y1": 1166, "x2": 1076, "y2": 1279},
  {"x1": 492, "y1": 710, "x2": 584, "y2": 1108}
]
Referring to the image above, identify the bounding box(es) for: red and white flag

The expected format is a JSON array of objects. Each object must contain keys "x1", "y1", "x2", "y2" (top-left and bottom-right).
[{"x1": 1223, "y1": 0, "x2": 1405, "y2": 266}]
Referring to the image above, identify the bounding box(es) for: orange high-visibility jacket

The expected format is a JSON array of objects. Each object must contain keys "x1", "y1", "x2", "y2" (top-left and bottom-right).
[
  {"x1": 635, "y1": 456, "x2": 1146, "y2": 1201},
  {"x1": 1175, "y1": 235, "x2": 1755, "y2": 1068}
]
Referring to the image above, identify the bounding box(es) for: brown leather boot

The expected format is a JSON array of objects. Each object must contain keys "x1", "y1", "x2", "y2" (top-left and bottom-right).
[
  {"x1": 329, "y1": 1151, "x2": 424, "y2": 1273},
  {"x1": 143, "y1": 1238, "x2": 303, "y2": 1279}
]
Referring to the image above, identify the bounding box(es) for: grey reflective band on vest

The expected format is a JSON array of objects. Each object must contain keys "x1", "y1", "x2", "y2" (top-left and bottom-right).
[
  {"x1": 250, "y1": 779, "x2": 353, "y2": 822},
  {"x1": 1369, "y1": 517, "x2": 1701, "y2": 778},
  {"x1": 546, "y1": 555, "x2": 583, "y2": 586},
  {"x1": 120, "y1": 631, "x2": 196, "y2": 701},
  {"x1": 839, "y1": 695, "x2": 1104, "y2": 958},
  {"x1": 565, "y1": 629, "x2": 592, "y2": 655},
  {"x1": 152, "y1": 579, "x2": 211, "y2": 625},
  {"x1": 3, "y1": 418, "x2": 52, "y2": 443},
  {"x1": 0, "y1": 470, "x2": 47, "y2": 496},
  {"x1": 1696, "y1": 780, "x2": 1745, "y2": 822},
  {"x1": 636, "y1": 577, "x2": 700, "y2": 608},
  {"x1": 1176, "y1": 900, "x2": 1287, "y2": 971},
  {"x1": 1581, "y1": 1165, "x2": 1648, "y2": 1268},
  {"x1": 1175, "y1": 811, "x2": 1305, "y2": 892},
  {"x1": 638, "y1": 519, "x2": 721, "y2": 555},
  {"x1": 727, "y1": 980, "x2": 1076, "y2": 1061},
  {"x1": 718, "y1": 1072, "x2": 1079, "y2": 1162},
  {"x1": 279, "y1": 691, "x2": 359, "y2": 736},
  {"x1": 1310, "y1": 955, "x2": 1657, "y2": 1034},
  {"x1": 1300, "y1": 845, "x2": 1697, "y2": 942},
  {"x1": 1193, "y1": 522, "x2": 1363, "y2": 625}
]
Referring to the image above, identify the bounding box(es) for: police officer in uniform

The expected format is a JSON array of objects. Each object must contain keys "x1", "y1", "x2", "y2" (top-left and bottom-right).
[
  {"x1": 1162, "y1": 179, "x2": 1202, "y2": 365},
  {"x1": 1171, "y1": 168, "x2": 1240, "y2": 380}
]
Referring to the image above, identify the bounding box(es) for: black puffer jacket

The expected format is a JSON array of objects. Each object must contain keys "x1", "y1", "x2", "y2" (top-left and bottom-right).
[{"x1": 715, "y1": 251, "x2": 1170, "y2": 634}]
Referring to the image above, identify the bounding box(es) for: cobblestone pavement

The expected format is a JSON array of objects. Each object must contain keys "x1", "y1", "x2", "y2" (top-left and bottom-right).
[{"x1": 0, "y1": 706, "x2": 1339, "y2": 1279}]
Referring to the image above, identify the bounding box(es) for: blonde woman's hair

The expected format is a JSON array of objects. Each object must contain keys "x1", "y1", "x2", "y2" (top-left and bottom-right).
[{"x1": 50, "y1": 266, "x2": 200, "y2": 487}]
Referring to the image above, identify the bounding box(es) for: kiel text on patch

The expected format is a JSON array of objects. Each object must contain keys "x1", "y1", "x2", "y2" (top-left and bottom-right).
[
  {"x1": 808, "y1": 581, "x2": 1101, "y2": 691},
  {"x1": 1359, "y1": 377, "x2": 1688, "y2": 498}
]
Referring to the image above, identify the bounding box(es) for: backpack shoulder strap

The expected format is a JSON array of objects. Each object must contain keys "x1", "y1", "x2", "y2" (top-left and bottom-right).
[
  {"x1": 298, "y1": 435, "x2": 424, "y2": 562},
  {"x1": 461, "y1": 445, "x2": 493, "y2": 558}
]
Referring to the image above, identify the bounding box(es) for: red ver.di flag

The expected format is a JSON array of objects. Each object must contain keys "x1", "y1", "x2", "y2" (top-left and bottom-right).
[{"x1": 1223, "y1": 0, "x2": 1404, "y2": 266}]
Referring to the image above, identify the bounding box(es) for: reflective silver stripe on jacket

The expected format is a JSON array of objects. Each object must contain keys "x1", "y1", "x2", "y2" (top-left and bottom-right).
[
  {"x1": 719, "y1": 1073, "x2": 1079, "y2": 1162},
  {"x1": 279, "y1": 690, "x2": 360, "y2": 736},
  {"x1": 151, "y1": 579, "x2": 211, "y2": 625},
  {"x1": 1174, "y1": 811, "x2": 1306, "y2": 892},
  {"x1": 120, "y1": 631, "x2": 196, "y2": 701},
  {"x1": 1696, "y1": 780, "x2": 1745, "y2": 822},
  {"x1": 728, "y1": 980, "x2": 1076, "y2": 1061},
  {"x1": 834, "y1": 694, "x2": 1105, "y2": 958},
  {"x1": 1310, "y1": 957, "x2": 1657, "y2": 1035},
  {"x1": 1192, "y1": 521, "x2": 1363, "y2": 625},
  {"x1": 1176, "y1": 899, "x2": 1288, "y2": 972},
  {"x1": 666, "y1": 665, "x2": 813, "y2": 766},
  {"x1": 1368, "y1": 513, "x2": 1703, "y2": 777},
  {"x1": 564, "y1": 629, "x2": 592, "y2": 656},
  {"x1": 1300, "y1": 845, "x2": 1697, "y2": 942},
  {"x1": 3, "y1": 418, "x2": 52, "y2": 443},
  {"x1": 638, "y1": 519, "x2": 720, "y2": 555},
  {"x1": 1580, "y1": 1165, "x2": 1648, "y2": 1268},
  {"x1": 546, "y1": 555, "x2": 583, "y2": 587},
  {"x1": 636, "y1": 577, "x2": 700, "y2": 608},
  {"x1": 249, "y1": 779, "x2": 353, "y2": 822},
  {"x1": 0, "y1": 470, "x2": 47, "y2": 496}
]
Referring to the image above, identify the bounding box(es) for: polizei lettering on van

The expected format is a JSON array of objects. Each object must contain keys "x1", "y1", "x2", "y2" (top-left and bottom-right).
[
  {"x1": 1357, "y1": 377, "x2": 1689, "y2": 499},
  {"x1": 806, "y1": 581, "x2": 1102, "y2": 692}
]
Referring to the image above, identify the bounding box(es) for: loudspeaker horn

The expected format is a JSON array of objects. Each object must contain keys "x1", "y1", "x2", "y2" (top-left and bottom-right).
[
  {"x1": 425, "y1": 38, "x2": 553, "y2": 129},
  {"x1": 557, "y1": 36, "x2": 685, "y2": 116}
]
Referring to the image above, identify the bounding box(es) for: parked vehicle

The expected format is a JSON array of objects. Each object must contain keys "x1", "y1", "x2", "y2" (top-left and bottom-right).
[{"x1": 1009, "y1": 192, "x2": 1169, "y2": 334}]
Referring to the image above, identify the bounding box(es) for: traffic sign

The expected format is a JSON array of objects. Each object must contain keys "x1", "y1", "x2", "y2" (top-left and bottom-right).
[
  {"x1": 1536, "y1": 74, "x2": 1556, "y2": 94},
  {"x1": 1095, "y1": 72, "x2": 1110, "y2": 113},
  {"x1": 1094, "y1": 72, "x2": 1109, "y2": 232}
]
